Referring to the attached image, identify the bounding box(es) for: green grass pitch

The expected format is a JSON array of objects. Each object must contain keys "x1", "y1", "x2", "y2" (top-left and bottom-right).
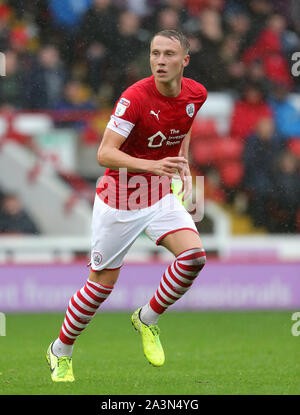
[{"x1": 0, "y1": 311, "x2": 299, "y2": 395}]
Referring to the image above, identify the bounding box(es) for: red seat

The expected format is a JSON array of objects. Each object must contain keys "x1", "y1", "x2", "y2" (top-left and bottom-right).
[
  {"x1": 288, "y1": 139, "x2": 300, "y2": 158},
  {"x1": 219, "y1": 161, "x2": 244, "y2": 188},
  {"x1": 191, "y1": 119, "x2": 218, "y2": 141},
  {"x1": 191, "y1": 140, "x2": 215, "y2": 166},
  {"x1": 212, "y1": 138, "x2": 244, "y2": 164}
]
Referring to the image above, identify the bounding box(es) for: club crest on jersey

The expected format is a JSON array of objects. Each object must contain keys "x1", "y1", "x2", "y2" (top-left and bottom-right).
[
  {"x1": 186, "y1": 103, "x2": 195, "y2": 118},
  {"x1": 93, "y1": 251, "x2": 103, "y2": 266},
  {"x1": 115, "y1": 97, "x2": 130, "y2": 117}
]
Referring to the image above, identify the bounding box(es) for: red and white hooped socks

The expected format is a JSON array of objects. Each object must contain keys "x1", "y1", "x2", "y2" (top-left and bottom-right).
[
  {"x1": 140, "y1": 248, "x2": 206, "y2": 325},
  {"x1": 52, "y1": 248, "x2": 206, "y2": 355},
  {"x1": 53, "y1": 279, "x2": 113, "y2": 357}
]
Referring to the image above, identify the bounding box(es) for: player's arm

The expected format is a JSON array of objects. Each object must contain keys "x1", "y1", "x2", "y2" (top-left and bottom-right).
[
  {"x1": 97, "y1": 127, "x2": 188, "y2": 178},
  {"x1": 179, "y1": 126, "x2": 192, "y2": 159},
  {"x1": 177, "y1": 127, "x2": 193, "y2": 200}
]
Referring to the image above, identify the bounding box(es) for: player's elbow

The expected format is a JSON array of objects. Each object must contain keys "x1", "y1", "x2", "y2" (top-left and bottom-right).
[{"x1": 97, "y1": 148, "x2": 108, "y2": 167}]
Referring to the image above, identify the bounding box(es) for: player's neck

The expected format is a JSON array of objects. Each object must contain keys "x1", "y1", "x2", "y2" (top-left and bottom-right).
[{"x1": 154, "y1": 77, "x2": 182, "y2": 98}]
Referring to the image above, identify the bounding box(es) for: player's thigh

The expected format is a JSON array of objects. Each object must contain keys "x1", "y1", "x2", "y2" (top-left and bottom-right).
[
  {"x1": 159, "y1": 229, "x2": 203, "y2": 257},
  {"x1": 91, "y1": 195, "x2": 148, "y2": 271},
  {"x1": 90, "y1": 198, "x2": 125, "y2": 271},
  {"x1": 145, "y1": 193, "x2": 202, "y2": 257},
  {"x1": 88, "y1": 268, "x2": 120, "y2": 287}
]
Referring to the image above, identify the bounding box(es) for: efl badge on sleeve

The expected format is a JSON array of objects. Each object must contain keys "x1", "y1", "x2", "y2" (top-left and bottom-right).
[{"x1": 115, "y1": 97, "x2": 130, "y2": 117}]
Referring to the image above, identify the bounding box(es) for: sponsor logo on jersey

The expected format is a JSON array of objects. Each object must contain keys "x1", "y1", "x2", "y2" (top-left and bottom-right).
[
  {"x1": 186, "y1": 103, "x2": 195, "y2": 118},
  {"x1": 147, "y1": 131, "x2": 167, "y2": 147},
  {"x1": 115, "y1": 97, "x2": 131, "y2": 117},
  {"x1": 93, "y1": 251, "x2": 103, "y2": 266},
  {"x1": 147, "y1": 130, "x2": 185, "y2": 147}
]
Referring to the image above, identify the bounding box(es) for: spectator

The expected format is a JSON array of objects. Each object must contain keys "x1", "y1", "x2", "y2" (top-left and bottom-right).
[
  {"x1": 0, "y1": 193, "x2": 40, "y2": 234},
  {"x1": 48, "y1": 0, "x2": 93, "y2": 65},
  {"x1": 85, "y1": 42, "x2": 109, "y2": 94},
  {"x1": 145, "y1": 1, "x2": 189, "y2": 33},
  {"x1": 268, "y1": 151, "x2": 300, "y2": 233},
  {"x1": 183, "y1": 33, "x2": 208, "y2": 83},
  {"x1": 0, "y1": 4, "x2": 12, "y2": 50},
  {"x1": 78, "y1": 0, "x2": 120, "y2": 52},
  {"x1": 110, "y1": 11, "x2": 145, "y2": 102},
  {"x1": 220, "y1": 34, "x2": 240, "y2": 66},
  {"x1": 185, "y1": 0, "x2": 224, "y2": 17},
  {"x1": 184, "y1": 32, "x2": 228, "y2": 89},
  {"x1": 245, "y1": 60, "x2": 270, "y2": 90},
  {"x1": 224, "y1": 8, "x2": 251, "y2": 53},
  {"x1": 56, "y1": 80, "x2": 95, "y2": 110},
  {"x1": 242, "y1": 13, "x2": 294, "y2": 89},
  {"x1": 55, "y1": 79, "x2": 96, "y2": 129},
  {"x1": 0, "y1": 50, "x2": 24, "y2": 109},
  {"x1": 23, "y1": 45, "x2": 66, "y2": 109},
  {"x1": 126, "y1": 0, "x2": 150, "y2": 18},
  {"x1": 290, "y1": 0, "x2": 300, "y2": 34},
  {"x1": 242, "y1": 117, "x2": 283, "y2": 228},
  {"x1": 184, "y1": 0, "x2": 206, "y2": 16},
  {"x1": 163, "y1": 0, "x2": 191, "y2": 26},
  {"x1": 244, "y1": 0, "x2": 273, "y2": 48},
  {"x1": 230, "y1": 81, "x2": 273, "y2": 140},
  {"x1": 49, "y1": 0, "x2": 92, "y2": 30},
  {"x1": 192, "y1": 8, "x2": 227, "y2": 90},
  {"x1": 268, "y1": 82, "x2": 300, "y2": 139},
  {"x1": 156, "y1": 7, "x2": 181, "y2": 32}
]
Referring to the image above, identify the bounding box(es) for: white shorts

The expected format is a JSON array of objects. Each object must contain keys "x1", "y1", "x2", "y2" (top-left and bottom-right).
[{"x1": 90, "y1": 193, "x2": 198, "y2": 271}]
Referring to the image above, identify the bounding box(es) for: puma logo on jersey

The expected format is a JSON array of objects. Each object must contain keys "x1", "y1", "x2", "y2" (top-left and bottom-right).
[{"x1": 150, "y1": 110, "x2": 160, "y2": 120}]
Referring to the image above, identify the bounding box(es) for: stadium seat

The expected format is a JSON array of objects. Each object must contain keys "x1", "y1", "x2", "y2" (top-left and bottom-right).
[
  {"x1": 191, "y1": 118, "x2": 219, "y2": 141},
  {"x1": 219, "y1": 161, "x2": 244, "y2": 188},
  {"x1": 212, "y1": 137, "x2": 244, "y2": 165},
  {"x1": 81, "y1": 125, "x2": 99, "y2": 145},
  {"x1": 191, "y1": 139, "x2": 215, "y2": 166},
  {"x1": 13, "y1": 113, "x2": 53, "y2": 135}
]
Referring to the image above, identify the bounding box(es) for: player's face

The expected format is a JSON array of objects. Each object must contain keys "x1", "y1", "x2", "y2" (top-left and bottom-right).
[{"x1": 150, "y1": 36, "x2": 189, "y2": 84}]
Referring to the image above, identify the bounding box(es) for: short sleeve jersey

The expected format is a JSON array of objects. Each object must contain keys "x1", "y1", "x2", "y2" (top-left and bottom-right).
[{"x1": 97, "y1": 75, "x2": 207, "y2": 209}]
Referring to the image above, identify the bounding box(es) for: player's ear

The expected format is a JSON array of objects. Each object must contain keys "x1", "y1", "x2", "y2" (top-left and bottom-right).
[{"x1": 183, "y1": 54, "x2": 190, "y2": 68}]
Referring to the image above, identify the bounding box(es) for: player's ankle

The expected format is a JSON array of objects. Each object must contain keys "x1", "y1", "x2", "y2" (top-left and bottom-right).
[
  {"x1": 53, "y1": 338, "x2": 74, "y2": 357},
  {"x1": 140, "y1": 303, "x2": 160, "y2": 326}
]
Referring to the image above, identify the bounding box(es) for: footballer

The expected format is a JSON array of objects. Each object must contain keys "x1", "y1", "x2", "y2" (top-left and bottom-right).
[{"x1": 46, "y1": 29, "x2": 207, "y2": 382}]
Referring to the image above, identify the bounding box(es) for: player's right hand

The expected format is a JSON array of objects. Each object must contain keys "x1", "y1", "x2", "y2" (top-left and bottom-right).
[{"x1": 148, "y1": 157, "x2": 188, "y2": 178}]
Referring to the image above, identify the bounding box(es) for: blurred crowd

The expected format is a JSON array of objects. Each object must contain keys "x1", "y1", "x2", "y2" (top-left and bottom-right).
[
  {"x1": 0, "y1": 0, "x2": 300, "y2": 108},
  {"x1": 190, "y1": 77, "x2": 300, "y2": 233},
  {"x1": 0, "y1": 0, "x2": 299, "y2": 234}
]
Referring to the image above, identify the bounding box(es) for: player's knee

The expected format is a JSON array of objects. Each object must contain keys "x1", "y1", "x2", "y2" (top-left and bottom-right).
[
  {"x1": 192, "y1": 248, "x2": 206, "y2": 271},
  {"x1": 178, "y1": 247, "x2": 206, "y2": 271}
]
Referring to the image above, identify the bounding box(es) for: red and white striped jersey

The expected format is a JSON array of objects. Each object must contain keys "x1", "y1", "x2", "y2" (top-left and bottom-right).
[{"x1": 97, "y1": 75, "x2": 207, "y2": 209}]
